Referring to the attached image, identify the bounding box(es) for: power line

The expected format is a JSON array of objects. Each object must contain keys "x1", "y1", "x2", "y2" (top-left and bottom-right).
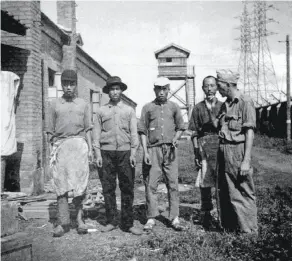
[{"x1": 237, "y1": 0, "x2": 281, "y2": 107}]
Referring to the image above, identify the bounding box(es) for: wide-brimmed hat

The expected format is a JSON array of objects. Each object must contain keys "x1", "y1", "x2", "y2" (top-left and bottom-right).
[
  {"x1": 103, "y1": 76, "x2": 127, "y2": 94},
  {"x1": 61, "y1": 69, "x2": 78, "y2": 82},
  {"x1": 216, "y1": 69, "x2": 240, "y2": 85},
  {"x1": 154, "y1": 77, "x2": 170, "y2": 87}
]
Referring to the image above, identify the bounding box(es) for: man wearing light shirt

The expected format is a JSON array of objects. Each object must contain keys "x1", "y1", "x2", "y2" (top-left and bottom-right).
[{"x1": 93, "y1": 76, "x2": 142, "y2": 235}]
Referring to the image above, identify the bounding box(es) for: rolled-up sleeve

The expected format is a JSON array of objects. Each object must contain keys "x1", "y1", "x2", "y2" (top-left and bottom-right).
[
  {"x1": 130, "y1": 108, "x2": 139, "y2": 149},
  {"x1": 92, "y1": 110, "x2": 102, "y2": 149},
  {"x1": 188, "y1": 106, "x2": 199, "y2": 136},
  {"x1": 174, "y1": 103, "x2": 186, "y2": 131},
  {"x1": 46, "y1": 100, "x2": 56, "y2": 135},
  {"x1": 84, "y1": 103, "x2": 93, "y2": 132},
  {"x1": 242, "y1": 100, "x2": 256, "y2": 129},
  {"x1": 138, "y1": 105, "x2": 148, "y2": 135}
]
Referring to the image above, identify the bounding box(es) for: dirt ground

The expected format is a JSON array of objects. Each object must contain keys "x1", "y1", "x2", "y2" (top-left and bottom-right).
[{"x1": 18, "y1": 144, "x2": 292, "y2": 261}]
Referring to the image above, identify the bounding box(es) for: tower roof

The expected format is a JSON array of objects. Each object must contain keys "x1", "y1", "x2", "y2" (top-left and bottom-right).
[{"x1": 154, "y1": 43, "x2": 190, "y2": 59}]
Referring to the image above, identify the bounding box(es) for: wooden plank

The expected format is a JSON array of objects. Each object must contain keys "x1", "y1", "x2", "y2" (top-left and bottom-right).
[
  {"x1": 1, "y1": 201, "x2": 19, "y2": 237},
  {"x1": 1, "y1": 232, "x2": 32, "y2": 261}
]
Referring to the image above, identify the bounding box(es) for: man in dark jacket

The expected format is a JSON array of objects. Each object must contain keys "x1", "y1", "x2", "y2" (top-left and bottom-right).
[{"x1": 188, "y1": 75, "x2": 223, "y2": 229}]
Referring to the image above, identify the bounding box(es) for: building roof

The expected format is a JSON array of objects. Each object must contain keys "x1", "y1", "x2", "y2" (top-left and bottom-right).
[
  {"x1": 154, "y1": 43, "x2": 191, "y2": 58},
  {"x1": 41, "y1": 11, "x2": 137, "y2": 108},
  {"x1": 1, "y1": 10, "x2": 27, "y2": 36}
]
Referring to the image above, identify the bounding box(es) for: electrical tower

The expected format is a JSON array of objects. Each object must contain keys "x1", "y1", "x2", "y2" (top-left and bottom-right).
[{"x1": 237, "y1": 0, "x2": 281, "y2": 106}]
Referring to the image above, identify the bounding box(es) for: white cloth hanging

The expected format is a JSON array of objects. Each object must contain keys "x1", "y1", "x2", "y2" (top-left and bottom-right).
[{"x1": 1, "y1": 71, "x2": 20, "y2": 156}]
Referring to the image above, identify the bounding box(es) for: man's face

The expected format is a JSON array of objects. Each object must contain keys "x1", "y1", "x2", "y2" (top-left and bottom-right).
[
  {"x1": 217, "y1": 81, "x2": 230, "y2": 98},
  {"x1": 62, "y1": 80, "x2": 77, "y2": 98},
  {"x1": 108, "y1": 84, "x2": 122, "y2": 101},
  {"x1": 154, "y1": 85, "x2": 169, "y2": 102},
  {"x1": 202, "y1": 77, "x2": 217, "y2": 99}
]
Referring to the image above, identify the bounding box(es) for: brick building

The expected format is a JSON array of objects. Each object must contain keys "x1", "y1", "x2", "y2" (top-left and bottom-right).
[{"x1": 1, "y1": 1, "x2": 137, "y2": 194}]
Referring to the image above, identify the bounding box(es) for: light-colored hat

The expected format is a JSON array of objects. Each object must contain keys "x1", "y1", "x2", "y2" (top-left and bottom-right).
[
  {"x1": 154, "y1": 77, "x2": 170, "y2": 87},
  {"x1": 216, "y1": 69, "x2": 240, "y2": 84}
]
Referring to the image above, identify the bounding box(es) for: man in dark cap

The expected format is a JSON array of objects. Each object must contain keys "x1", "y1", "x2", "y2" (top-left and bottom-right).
[
  {"x1": 47, "y1": 69, "x2": 93, "y2": 237},
  {"x1": 93, "y1": 76, "x2": 142, "y2": 235}
]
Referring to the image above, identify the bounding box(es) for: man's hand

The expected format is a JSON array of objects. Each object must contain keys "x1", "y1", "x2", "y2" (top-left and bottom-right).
[
  {"x1": 96, "y1": 156, "x2": 103, "y2": 168},
  {"x1": 172, "y1": 138, "x2": 178, "y2": 148},
  {"x1": 194, "y1": 147, "x2": 202, "y2": 169},
  {"x1": 206, "y1": 101, "x2": 212, "y2": 111},
  {"x1": 240, "y1": 160, "x2": 250, "y2": 177},
  {"x1": 144, "y1": 152, "x2": 151, "y2": 165},
  {"x1": 130, "y1": 155, "x2": 136, "y2": 168}
]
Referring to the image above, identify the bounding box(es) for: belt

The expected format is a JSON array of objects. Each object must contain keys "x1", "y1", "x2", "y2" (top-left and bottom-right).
[
  {"x1": 219, "y1": 139, "x2": 244, "y2": 145},
  {"x1": 198, "y1": 132, "x2": 217, "y2": 137}
]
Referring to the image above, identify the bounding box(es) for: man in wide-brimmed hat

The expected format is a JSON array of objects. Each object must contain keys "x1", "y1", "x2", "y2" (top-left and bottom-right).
[
  {"x1": 209, "y1": 69, "x2": 258, "y2": 234},
  {"x1": 46, "y1": 69, "x2": 93, "y2": 237},
  {"x1": 93, "y1": 76, "x2": 142, "y2": 235},
  {"x1": 138, "y1": 77, "x2": 186, "y2": 231}
]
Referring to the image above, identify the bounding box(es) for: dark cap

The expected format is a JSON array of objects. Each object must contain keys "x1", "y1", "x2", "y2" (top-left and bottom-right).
[
  {"x1": 61, "y1": 69, "x2": 78, "y2": 82},
  {"x1": 103, "y1": 76, "x2": 127, "y2": 94}
]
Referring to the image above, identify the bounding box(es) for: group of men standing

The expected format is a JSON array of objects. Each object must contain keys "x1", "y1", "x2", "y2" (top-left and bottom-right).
[{"x1": 47, "y1": 68, "x2": 258, "y2": 237}]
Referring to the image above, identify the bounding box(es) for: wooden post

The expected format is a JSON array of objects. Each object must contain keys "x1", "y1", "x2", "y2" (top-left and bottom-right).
[
  {"x1": 286, "y1": 35, "x2": 291, "y2": 141},
  {"x1": 193, "y1": 66, "x2": 196, "y2": 106}
]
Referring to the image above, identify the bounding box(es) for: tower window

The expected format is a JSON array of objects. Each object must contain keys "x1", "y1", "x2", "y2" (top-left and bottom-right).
[{"x1": 166, "y1": 58, "x2": 172, "y2": 63}]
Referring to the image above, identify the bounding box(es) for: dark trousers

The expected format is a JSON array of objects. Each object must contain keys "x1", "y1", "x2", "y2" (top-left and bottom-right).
[
  {"x1": 200, "y1": 187, "x2": 213, "y2": 211},
  {"x1": 1, "y1": 156, "x2": 7, "y2": 191},
  {"x1": 100, "y1": 150, "x2": 135, "y2": 230}
]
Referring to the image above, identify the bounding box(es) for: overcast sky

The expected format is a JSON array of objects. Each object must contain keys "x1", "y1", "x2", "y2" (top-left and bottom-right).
[{"x1": 41, "y1": 1, "x2": 291, "y2": 115}]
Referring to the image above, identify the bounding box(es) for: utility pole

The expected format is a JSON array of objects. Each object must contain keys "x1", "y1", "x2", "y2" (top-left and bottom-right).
[
  {"x1": 280, "y1": 35, "x2": 291, "y2": 141},
  {"x1": 286, "y1": 35, "x2": 291, "y2": 141}
]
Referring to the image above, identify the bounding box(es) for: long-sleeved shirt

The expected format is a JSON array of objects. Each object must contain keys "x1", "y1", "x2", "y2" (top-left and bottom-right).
[
  {"x1": 92, "y1": 101, "x2": 139, "y2": 151},
  {"x1": 188, "y1": 98, "x2": 223, "y2": 137},
  {"x1": 138, "y1": 99, "x2": 185, "y2": 147},
  {"x1": 219, "y1": 93, "x2": 256, "y2": 142},
  {"x1": 46, "y1": 97, "x2": 92, "y2": 142}
]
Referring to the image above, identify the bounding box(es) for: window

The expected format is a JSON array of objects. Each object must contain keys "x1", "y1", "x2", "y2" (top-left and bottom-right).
[
  {"x1": 48, "y1": 68, "x2": 56, "y2": 87},
  {"x1": 90, "y1": 90, "x2": 101, "y2": 120},
  {"x1": 166, "y1": 58, "x2": 172, "y2": 63}
]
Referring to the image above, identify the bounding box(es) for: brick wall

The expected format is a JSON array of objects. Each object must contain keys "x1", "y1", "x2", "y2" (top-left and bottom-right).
[{"x1": 1, "y1": 1, "x2": 43, "y2": 194}]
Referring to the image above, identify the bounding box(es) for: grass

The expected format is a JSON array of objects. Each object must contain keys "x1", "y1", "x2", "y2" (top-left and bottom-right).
[
  {"x1": 254, "y1": 133, "x2": 292, "y2": 154},
  {"x1": 87, "y1": 137, "x2": 292, "y2": 260},
  {"x1": 100, "y1": 138, "x2": 292, "y2": 261}
]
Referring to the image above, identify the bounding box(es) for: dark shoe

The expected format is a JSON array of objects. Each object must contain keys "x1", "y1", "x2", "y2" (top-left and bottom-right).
[
  {"x1": 101, "y1": 224, "x2": 117, "y2": 233},
  {"x1": 77, "y1": 223, "x2": 97, "y2": 234},
  {"x1": 53, "y1": 225, "x2": 65, "y2": 237},
  {"x1": 77, "y1": 224, "x2": 88, "y2": 235},
  {"x1": 127, "y1": 227, "x2": 143, "y2": 235},
  {"x1": 202, "y1": 211, "x2": 212, "y2": 229},
  {"x1": 62, "y1": 224, "x2": 70, "y2": 233},
  {"x1": 53, "y1": 224, "x2": 70, "y2": 237}
]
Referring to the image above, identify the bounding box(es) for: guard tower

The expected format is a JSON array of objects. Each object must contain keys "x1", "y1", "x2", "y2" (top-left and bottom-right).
[{"x1": 155, "y1": 43, "x2": 195, "y2": 121}]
